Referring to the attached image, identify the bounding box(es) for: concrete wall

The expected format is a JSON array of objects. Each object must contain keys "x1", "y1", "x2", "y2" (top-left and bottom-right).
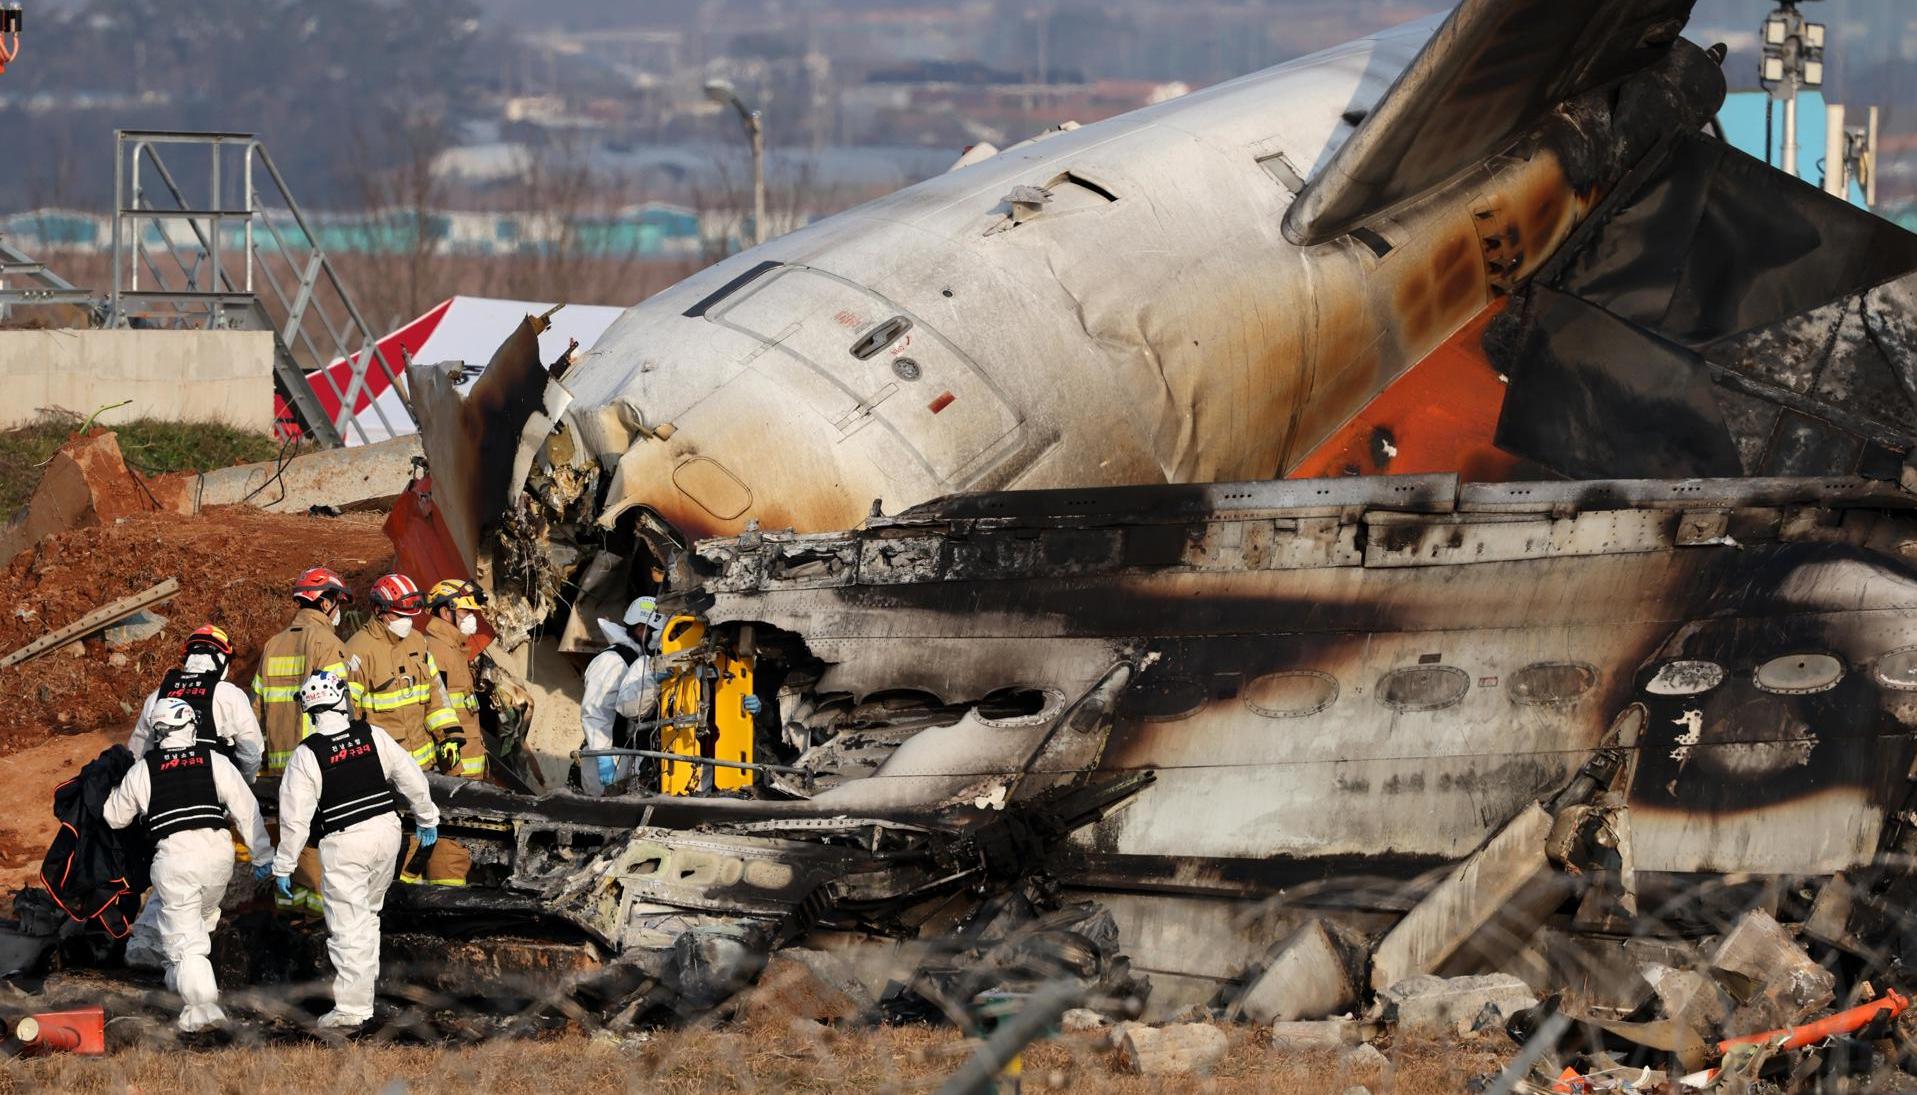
[
  {"x1": 0, "y1": 329, "x2": 276, "y2": 432},
  {"x1": 187, "y1": 433, "x2": 422, "y2": 513}
]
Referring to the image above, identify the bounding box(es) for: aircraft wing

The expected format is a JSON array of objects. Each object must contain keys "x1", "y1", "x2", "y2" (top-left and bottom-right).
[{"x1": 1285, "y1": 0, "x2": 1697, "y2": 245}]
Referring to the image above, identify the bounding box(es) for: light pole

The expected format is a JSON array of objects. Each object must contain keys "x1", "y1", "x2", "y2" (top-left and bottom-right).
[
  {"x1": 1758, "y1": 1, "x2": 1827, "y2": 179},
  {"x1": 705, "y1": 78, "x2": 766, "y2": 247}
]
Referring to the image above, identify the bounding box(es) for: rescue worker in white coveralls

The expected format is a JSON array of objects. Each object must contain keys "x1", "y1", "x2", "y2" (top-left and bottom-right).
[
  {"x1": 129, "y1": 624, "x2": 264, "y2": 779},
  {"x1": 103, "y1": 698, "x2": 272, "y2": 1031},
  {"x1": 578, "y1": 595, "x2": 666, "y2": 796},
  {"x1": 269, "y1": 670, "x2": 439, "y2": 1029},
  {"x1": 123, "y1": 623, "x2": 266, "y2": 970},
  {"x1": 578, "y1": 595, "x2": 762, "y2": 794}
]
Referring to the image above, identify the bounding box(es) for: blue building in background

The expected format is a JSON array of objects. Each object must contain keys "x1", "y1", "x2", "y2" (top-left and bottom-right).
[{"x1": 1718, "y1": 89, "x2": 1869, "y2": 206}]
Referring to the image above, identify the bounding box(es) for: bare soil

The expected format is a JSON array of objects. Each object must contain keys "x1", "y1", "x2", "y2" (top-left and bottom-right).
[
  {"x1": 0, "y1": 730, "x2": 117, "y2": 898},
  {"x1": 0, "y1": 506, "x2": 394, "y2": 757},
  {"x1": 0, "y1": 1024, "x2": 1512, "y2": 1094}
]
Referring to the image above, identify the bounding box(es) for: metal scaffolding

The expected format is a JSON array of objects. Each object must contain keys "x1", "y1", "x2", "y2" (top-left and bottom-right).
[{"x1": 106, "y1": 130, "x2": 412, "y2": 447}]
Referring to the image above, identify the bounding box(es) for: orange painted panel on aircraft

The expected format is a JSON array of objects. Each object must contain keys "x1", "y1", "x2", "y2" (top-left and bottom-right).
[{"x1": 1288, "y1": 301, "x2": 1520, "y2": 483}]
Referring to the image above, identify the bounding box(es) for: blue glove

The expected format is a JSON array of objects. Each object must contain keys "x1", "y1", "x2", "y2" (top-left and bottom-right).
[
  {"x1": 416, "y1": 825, "x2": 438, "y2": 847},
  {"x1": 253, "y1": 863, "x2": 274, "y2": 882},
  {"x1": 741, "y1": 694, "x2": 763, "y2": 716},
  {"x1": 651, "y1": 668, "x2": 672, "y2": 683},
  {"x1": 596, "y1": 757, "x2": 619, "y2": 787},
  {"x1": 274, "y1": 874, "x2": 293, "y2": 899}
]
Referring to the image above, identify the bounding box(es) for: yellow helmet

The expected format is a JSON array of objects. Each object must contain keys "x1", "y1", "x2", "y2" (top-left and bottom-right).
[{"x1": 427, "y1": 578, "x2": 483, "y2": 613}]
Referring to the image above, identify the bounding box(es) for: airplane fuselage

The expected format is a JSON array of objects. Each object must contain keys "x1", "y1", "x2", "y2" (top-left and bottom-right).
[{"x1": 553, "y1": 16, "x2": 1709, "y2": 544}]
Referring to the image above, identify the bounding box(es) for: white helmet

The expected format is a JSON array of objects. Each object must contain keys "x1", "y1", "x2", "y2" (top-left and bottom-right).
[
  {"x1": 623, "y1": 595, "x2": 668, "y2": 635},
  {"x1": 299, "y1": 669, "x2": 349, "y2": 714},
  {"x1": 150, "y1": 697, "x2": 198, "y2": 741}
]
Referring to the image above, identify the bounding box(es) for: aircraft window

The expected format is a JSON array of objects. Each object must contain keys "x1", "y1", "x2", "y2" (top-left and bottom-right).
[
  {"x1": 1644, "y1": 660, "x2": 1724, "y2": 696},
  {"x1": 1377, "y1": 665, "x2": 1469, "y2": 712},
  {"x1": 1351, "y1": 226, "x2": 1394, "y2": 258},
  {"x1": 977, "y1": 687, "x2": 1060, "y2": 726},
  {"x1": 1121, "y1": 675, "x2": 1208, "y2": 723},
  {"x1": 1509, "y1": 662, "x2": 1598, "y2": 706},
  {"x1": 1256, "y1": 152, "x2": 1305, "y2": 195},
  {"x1": 850, "y1": 315, "x2": 913, "y2": 360},
  {"x1": 742, "y1": 859, "x2": 796, "y2": 889},
  {"x1": 1243, "y1": 670, "x2": 1338, "y2": 718},
  {"x1": 1052, "y1": 171, "x2": 1118, "y2": 203},
  {"x1": 1754, "y1": 653, "x2": 1844, "y2": 695},
  {"x1": 1875, "y1": 648, "x2": 1917, "y2": 692},
  {"x1": 682, "y1": 259, "x2": 782, "y2": 318}
]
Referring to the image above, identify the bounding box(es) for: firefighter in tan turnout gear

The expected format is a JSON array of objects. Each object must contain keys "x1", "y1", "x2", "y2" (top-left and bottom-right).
[
  {"x1": 253, "y1": 566, "x2": 354, "y2": 915},
  {"x1": 421, "y1": 578, "x2": 487, "y2": 781},
  {"x1": 345, "y1": 573, "x2": 469, "y2": 885},
  {"x1": 253, "y1": 567, "x2": 355, "y2": 776}
]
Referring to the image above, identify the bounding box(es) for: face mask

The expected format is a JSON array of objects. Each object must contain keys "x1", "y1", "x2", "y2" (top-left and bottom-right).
[
  {"x1": 183, "y1": 653, "x2": 220, "y2": 675},
  {"x1": 331, "y1": 607, "x2": 344, "y2": 627},
  {"x1": 457, "y1": 612, "x2": 479, "y2": 637},
  {"x1": 385, "y1": 616, "x2": 415, "y2": 639}
]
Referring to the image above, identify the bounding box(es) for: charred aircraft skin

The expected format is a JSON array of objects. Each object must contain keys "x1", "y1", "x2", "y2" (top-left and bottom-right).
[{"x1": 390, "y1": 473, "x2": 1917, "y2": 1016}]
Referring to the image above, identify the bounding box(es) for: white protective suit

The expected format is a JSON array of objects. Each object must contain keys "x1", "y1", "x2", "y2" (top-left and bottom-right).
[
  {"x1": 272, "y1": 710, "x2": 439, "y2": 1024},
  {"x1": 123, "y1": 654, "x2": 268, "y2": 970},
  {"x1": 103, "y1": 723, "x2": 272, "y2": 1031},
  {"x1": 128, "y1": 656, "x2": 267, "y2": 782},
  {"x1": 578, "y1": 619, "x2": 660, "y2": 795}
]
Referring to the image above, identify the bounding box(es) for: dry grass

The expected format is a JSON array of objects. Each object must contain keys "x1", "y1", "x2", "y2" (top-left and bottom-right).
[{"x1": 0, "y1": 1022, "x2": 1511, "y2": 1094}]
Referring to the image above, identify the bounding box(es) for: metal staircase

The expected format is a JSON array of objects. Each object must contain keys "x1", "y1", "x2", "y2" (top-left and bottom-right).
[
  {"x1": 0, "y1": 234, "x2": 98, "y2": 323},
  {"x1": 106, "y1": 130, "x2": 413, "y2": 447}
]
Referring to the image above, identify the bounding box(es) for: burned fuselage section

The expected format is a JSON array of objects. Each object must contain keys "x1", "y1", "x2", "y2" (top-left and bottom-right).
[{"x1": 407, "y1": 472, "x2": 1917, "y2": 1019}]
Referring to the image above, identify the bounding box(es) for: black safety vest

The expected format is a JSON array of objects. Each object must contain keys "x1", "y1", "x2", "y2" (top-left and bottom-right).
[
  {"x1": 297, "y1": 720, "x2": 398, "y2": 839},
  {"x1": 145, "y1": 746, "x2": 228, "y2": 840},
  {"x1": 158, "y1": 667, "x2": 230, "y2": 758}
]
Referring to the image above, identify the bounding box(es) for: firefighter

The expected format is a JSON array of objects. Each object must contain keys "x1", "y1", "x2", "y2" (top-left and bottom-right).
[
  {"x1": 104, "y1": 698, "x2": 272, "y2": 1031},
  {"x1": 252, "y1": 567, "x2": 355, "y2": 776},
  {"x1": 421, "y1": 578, "x2": 487, "y2": 780},
  {"x1": 346, "y1": 573, "x2": 468, "y2": 885},
  {"x1": 129, "y1": 625, "x2": 263, "y2": 781},
  {"x1": 270, "y1": 671, "x2": 439, "y2": 1030},
  {"x1": 253, "y1": 566, "x2": 355, "y2": 918},
  {"x1": 578, "y1": 595, "x2": 670, "y2": 796}
]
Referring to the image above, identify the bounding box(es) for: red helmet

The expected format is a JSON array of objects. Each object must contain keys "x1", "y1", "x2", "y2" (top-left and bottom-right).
[
  {"x1": 182, "y1": 624, "x2": 233, "y2": 658},
  {"x1": 292, "y1": 566, "x2": 353, "y2": 606},
  {"x1": 369, "y1": 573, "x2": 426, "y2": 616}
]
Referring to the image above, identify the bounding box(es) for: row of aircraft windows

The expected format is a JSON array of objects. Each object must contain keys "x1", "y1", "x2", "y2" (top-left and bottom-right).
[
  {"x1": 1128, "y1": 649, "x2": 1901, "y2": 722},
  {"x1": 1241, "y1": 662, "x2": 1599, "y2": 719}
]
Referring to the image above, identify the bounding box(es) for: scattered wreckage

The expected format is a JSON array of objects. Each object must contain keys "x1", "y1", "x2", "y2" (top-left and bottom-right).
[
  {"x1": 386, "y1": 0, "x2": 1917, "y2": 1083},
  {"x1": 15, "y1": 0, "x2": 1917, "y2": 1087}
]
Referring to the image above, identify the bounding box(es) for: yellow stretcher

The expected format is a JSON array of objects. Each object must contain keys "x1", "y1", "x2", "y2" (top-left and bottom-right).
[{"x1": 655, "y1": 615, "x2": 756, "y2": 795}]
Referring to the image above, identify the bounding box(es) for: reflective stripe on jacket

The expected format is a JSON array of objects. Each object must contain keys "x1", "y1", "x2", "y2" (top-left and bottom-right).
[
  {"x1": 422, "y1": 615, "x2": 486, "y2": 779},
  {"x1": 343, "y1": 621, "x2": 458, "y2": 769},
  {"x1": 251, "y1": 608, "x2": 351, "y2": 776}
]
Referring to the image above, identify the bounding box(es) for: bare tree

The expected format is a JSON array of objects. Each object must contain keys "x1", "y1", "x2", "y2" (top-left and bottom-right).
[
  {"x1": 343, "y1": 109, "x2": 457, "y2": 331},
  {"x1": 486, "y1": 132, "x2": 697, "y2": 308}
]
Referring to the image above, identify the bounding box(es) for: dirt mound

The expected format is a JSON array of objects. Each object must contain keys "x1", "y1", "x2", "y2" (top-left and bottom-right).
[
  {"x1": 0, "y1": 506, "x2": 394, "y2": 755},
  {"x1": 0, "y1": 429, "x2": 195, "y2": 563}
]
